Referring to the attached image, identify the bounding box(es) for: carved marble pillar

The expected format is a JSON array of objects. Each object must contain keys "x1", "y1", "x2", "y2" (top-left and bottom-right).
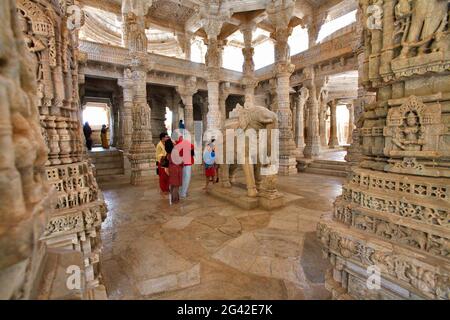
[
  {"x1": 303, "y1": 67, "x2": 327, "y2": 158},
  {"x1": 15, "y1": 0, "x2": 107, "y2": 299},
  {"x1": 177, "y1": 77, "x2": 197, "y2": 136},
  {"x1": 306, "y1": 14, "x2": 325, "y2": 48},
  {"x1": 319, "y1": 90, "x2": 329, "y2": 147},
  {"x1": 318, "y1": 0, "x2": 450, "y2": 300},
  {"x1": 295, "y1": 87, "x2": 309, "y2": 156},
  {"x1": 172, "y1": 102, "x2": 180, "y2": 132},
  {"x1": 345, "y1": 5, "x2": 377, "y2": 164},
  {"x1": 200, "y1": 2, "x2": 232, "y2": 132},
  {"x1": 118, "y1": 78, "x2": 133, "y2": 151},
  {"x1": 345, "y1": 87, "x2": 376, "y2": 164},
  {"x1": 328, "y1": 100, "x2": 339, "y2": 148},
  {"x1": 126, "y1": 63, "x2": 156, "y2": 185},
  {"x1": 121, "y1": 1, "x2": 155, "y2": 185},
  {"x1": 206, "y1": 75, "x2": 221, "y2": 131},
  {"x1": 268, "y1": 0, "x2": 297, "y2": 175},
  {"x1": 219, "y1": 82, "x2": 231, "y2": 127},
  {"x1": 121, "y1": 0, "x2": 152, "y2": 51},
  {"x1": 241, "y1": 23, "x2": 257, "y2": 108},
  {"x1": 0, "y1": 0, "x2": 52, "y2": 299},
  {"x1": 177, "y1": 31, "x2": 193, "y2": 60},
  {"x1": 205, "y1": 33, "x2": 224, "y2": 131},
  {"x1": 346, "y1": 103, "x2": 355, "y2": 145}
]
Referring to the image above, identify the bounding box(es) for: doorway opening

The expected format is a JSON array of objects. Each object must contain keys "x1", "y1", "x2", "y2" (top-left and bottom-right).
[{"x1": 82, "y1": 102, "x2": 111, "y2": 148}]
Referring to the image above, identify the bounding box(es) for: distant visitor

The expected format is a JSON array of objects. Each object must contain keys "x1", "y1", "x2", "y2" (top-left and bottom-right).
[
  {"x1": 83, "y1": 122, "x2": 93, "y2": 151},
  {"x1": 101, "y1": 124, "x2": 109, "y2": 149}
]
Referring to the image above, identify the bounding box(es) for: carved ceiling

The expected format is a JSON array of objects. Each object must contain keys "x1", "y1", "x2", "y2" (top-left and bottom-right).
[
  {"x1": 78, "y1": 0, "x2": 357, "y2": 43},
  {"x1": 78, "y1": 0, "x2": 359, "y2": 95}
]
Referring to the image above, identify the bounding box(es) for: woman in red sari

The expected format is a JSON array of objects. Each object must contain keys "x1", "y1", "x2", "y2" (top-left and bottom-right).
[{"x1": 165, "y1": 139, "x2": 183, "y2": 204}]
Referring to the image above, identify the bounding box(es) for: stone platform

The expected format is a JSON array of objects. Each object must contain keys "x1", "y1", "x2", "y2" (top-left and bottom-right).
[
  {"x1": 99, "y1": 173, "x2": 345, "y2": 300},
  {"x1": 206, "y1": 185, "x2": 259, "y2": 210},
  {"x1": 206, "y1": 182, "x2": 285, "y2": 210}
]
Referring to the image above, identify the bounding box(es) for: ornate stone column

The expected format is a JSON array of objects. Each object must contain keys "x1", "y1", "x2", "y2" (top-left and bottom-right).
[
  {"x1": 267, "y1": 0, "x2": 297, "y2": 175},
  {"x1": 177, "y1": 31, "x2": 193, "y2": 60},
  {"x1": 328, "y1": 99, "x2": 339, "y2": 148},
  {"x1": 15, "y1": 0, "x2": 107, "y2": 299},
  {"x1": 295, "y1": 87, "x2": 309, "y2": 156},
  {"x1": 306, "y1": 14, "x2": 326, "y2": 48},
  {"x1": 219, "y1": 82, "x2": 231, "y2": 127},
  {"x1": 318, "y1": 0, "x2": 450, "y2": 300},
  {"x1": 319, "y1": 89, "x2": 329, "y2": 147},
  {"x1": 303, "y1": 67, "x2": 327, "y2": 158},
  {"x1": 118, "y1": 78, "x2": 134, "y2": 151},
  {"x1": 345, "y1": 4, "x2": 376, "y2": 164},
  {"x1": 126, "y1": 61, "x2": 156, "y2": 185},
  {"x1": 122, "y1": 0, "x2": 156, "y2": 185},
  {"x1": 346, "y1": 103, "x2": 354, "y2": 145},
  {"x1": 172, "y1": 101, "x2": 180, "y2": 132},
  {"x1": 201, "y1": 2, "x2": 231, "y2": 133},
  {"x1": 177, "y1": 76, "x2": 197, "y2": 135},
  {"x1": 240, "y1": 23, "x2": 257, "y2": 107}
]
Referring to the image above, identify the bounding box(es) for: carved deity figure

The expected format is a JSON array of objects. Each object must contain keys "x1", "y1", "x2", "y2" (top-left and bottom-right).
[
  {"x1": 393, "y1": 111, "x2": 424, "y2": 151},
  {"x1": 398, "y1": 0, "x2": 449, "y2": 58}
]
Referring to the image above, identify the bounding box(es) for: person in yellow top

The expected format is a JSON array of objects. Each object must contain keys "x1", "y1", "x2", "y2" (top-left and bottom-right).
[{"x1": 156, "y1": 132, "x2": 170, "y2": 194}]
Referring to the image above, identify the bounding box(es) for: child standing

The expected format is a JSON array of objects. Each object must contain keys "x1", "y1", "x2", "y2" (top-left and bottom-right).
[{"x1": 203, "y1": 142, "x2": 216, "y2": 190}]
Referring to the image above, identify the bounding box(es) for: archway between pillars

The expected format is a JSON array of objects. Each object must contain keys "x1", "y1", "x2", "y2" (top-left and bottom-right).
[{"x1": 81, "y1": 98, "x2": 114, "y2": 148}]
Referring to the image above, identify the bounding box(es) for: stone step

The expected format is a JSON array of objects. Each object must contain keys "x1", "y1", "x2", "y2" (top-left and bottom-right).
[
  {"x1": 90, "y1": 154, "x2": 123, "y2": 163},
  {"x1": 94, "y1": 161, "x2": 124, "y2": 170},
  {"x1": 88, "y1": 150, "x2": 123, "y2": 159},
  {"x1": 95, "y1": 167, "x2": 125, "y2": 176},
  {"x1": 309, "y1": 162, "x2": 349, "y2": 172},
  {"x1": 96, "y1": 174, "x2": 129, "y2": 183},
  {"x1": 314, "y1": 159, "x2": 348, "y2": 166},
  {"x1": 304, "y1": 167, "x2": 348, "y2": 177}
]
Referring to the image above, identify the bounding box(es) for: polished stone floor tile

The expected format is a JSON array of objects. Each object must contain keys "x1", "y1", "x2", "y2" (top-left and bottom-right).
[{"x1": 99, "y1": 172, "x2": 343, "y2": 300}]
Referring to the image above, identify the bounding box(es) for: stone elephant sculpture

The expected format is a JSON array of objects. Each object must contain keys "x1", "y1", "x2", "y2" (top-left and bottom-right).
[
  {"x1": 400, "y1": 0, "x2": 449, "y2": 57},
  {"x1": 218, "y1": 104, "x2": 278, "y2": 198}
]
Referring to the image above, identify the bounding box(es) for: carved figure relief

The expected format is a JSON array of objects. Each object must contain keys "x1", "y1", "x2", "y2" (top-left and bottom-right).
[{"x1": 384, "y1": 96, "x2": 443, "y2": 158}]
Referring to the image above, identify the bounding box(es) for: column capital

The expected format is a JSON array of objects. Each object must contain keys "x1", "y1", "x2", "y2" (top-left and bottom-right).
[
  {"x1": 125, "y1": 53, "x2": 154, "y2": 72},
  {"x1": 266, "y1": 0, "x2": 295, "y2": 30},
  {"x1": 177, "y1": 76, "x2": 198, "y2": 96},
  {"x1": 219, "y1": 81, "x2": 231, "y2": 97},
  {"x1": 274, "y1": 62, "x2": 295, "y2": 77},
  {"x1": 240, "y1": 22, "x2": 256, "y2": 46},
  {"x1": 241, "y1": 76, "x2": 257, "y2": 88},
  {"x1": 200, "y1": 12, "x2": 230, "y2": 41},
  {"x1": 118, "y1": 68, "x2": 134, "y2": 88},
  {"x1": 121, "y1": 0, "x2": 152, "y2": 16},
  {"x1": 296, "y1": 86, "x2": 310, "y2": 103}
]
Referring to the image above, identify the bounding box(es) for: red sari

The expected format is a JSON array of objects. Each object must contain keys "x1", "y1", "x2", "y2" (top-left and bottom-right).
[
  {"x1": 158, "y1": 161, "x2": 169, "y2": 193},
  {"x1": 168, "y1": 153, "x2": 183, "y2": 204},
  {"x1": 168, "y1": 154, "x2": 183, "y2": 187}
]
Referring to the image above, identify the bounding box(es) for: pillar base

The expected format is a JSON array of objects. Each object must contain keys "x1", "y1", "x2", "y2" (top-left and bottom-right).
[
  {"x1": 123, "y1": 154, "x2": 132, "y2": 177},
  {"x1": 295, "y1": 145, "x2": 305, "y2": 160},
  {"x1": 278, "y1": 156, "x2": 297, "y2": 175},
  {"x1": 303, "y1": 142, "x2": 321, "y2": 159},
  {"x1": 129, "y1": 159, "x2": 156, "y2": 186},
  {"x1": 130, "y1": 171, "x2": 156, "y2": 186},
  {"x1": 328, "y1": 137, "x2": 339, "y2": 149}
]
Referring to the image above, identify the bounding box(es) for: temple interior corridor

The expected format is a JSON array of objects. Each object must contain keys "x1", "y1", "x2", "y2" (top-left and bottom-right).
[{"x1": 1, "y1": 0, "x2": 448, "y2": 302}]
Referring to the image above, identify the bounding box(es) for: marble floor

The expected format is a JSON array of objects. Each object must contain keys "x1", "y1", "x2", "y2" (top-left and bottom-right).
[{"x1": 99, "y1": 171, "x2": 344, "y2": 300}]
